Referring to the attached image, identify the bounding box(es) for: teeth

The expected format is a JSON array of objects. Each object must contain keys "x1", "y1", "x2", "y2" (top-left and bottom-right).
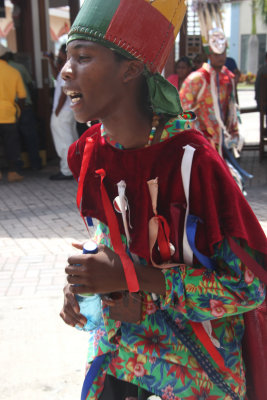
[
  {"x1": 66, "y1": 90, "x2": 80, "y2": 96},
  {"x1": 71, "y1": 97, "x2": 80, "y2": 104}
]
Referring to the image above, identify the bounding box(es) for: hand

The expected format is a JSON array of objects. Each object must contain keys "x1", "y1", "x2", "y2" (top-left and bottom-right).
[
  {"x1": 59, "y1": 284, "x2": 87, "y2": 328},
  {"x1": 66, "y1": 244, "x2": 127, "y2": 295},
  {"x1": 55, "y1": 107, "x2": 61, "y2": 117}
]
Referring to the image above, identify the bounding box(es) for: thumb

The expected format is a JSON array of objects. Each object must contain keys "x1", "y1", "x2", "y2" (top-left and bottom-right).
[{"x1": 71, "y1": 242, "x2": 84, "y2": 250}]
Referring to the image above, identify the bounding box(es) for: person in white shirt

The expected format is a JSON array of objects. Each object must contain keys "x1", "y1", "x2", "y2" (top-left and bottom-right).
[{"x1": 49, "y1": 44, "x2": 78, "y2": 180}]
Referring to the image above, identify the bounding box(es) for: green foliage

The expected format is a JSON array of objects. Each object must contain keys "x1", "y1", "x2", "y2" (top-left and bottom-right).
[{"x1": 258, "y1": 0, "x2": 267, "y2": 24}]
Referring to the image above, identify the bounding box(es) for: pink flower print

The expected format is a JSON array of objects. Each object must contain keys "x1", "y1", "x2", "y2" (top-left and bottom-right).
[
  {"x1": 149, "y1": 356, "x2": 157, "y2": 364},
  {"x1": 175, "y1": 317, "x2": 184, "y2": 330},
  {"x1": 162, "y1": 384, "x2": 175, "y2": 400},
  {"x1": 244, "y1": 268, "x2": 254, "y2": 284},
  {"x1": 94, "y1": 328, "x2": 105, "y2": 347},
  {"x1": 146, "y1": 301, "x2": 157, "y2": 315},
  {"x1": 210, "y1": 299, "x2": 226, "y2": 317},
  {"x1": 126, "y1": 354, "x2": 147, "y2": 379},
  {"x1": 115, "y1": 321, "x2": 121, "y2": 328},
  {"x1": 133, "y1": 362, "x2": 145, "y2": 377}
]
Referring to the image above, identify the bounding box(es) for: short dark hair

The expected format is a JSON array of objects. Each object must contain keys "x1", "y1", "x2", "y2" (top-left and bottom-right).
[
  {"x1": 59, "y1": 43, "x2": 67, "y2": 54},
  {"x1": 175, "y1": 56, "x2": 193, "y2": 69}
]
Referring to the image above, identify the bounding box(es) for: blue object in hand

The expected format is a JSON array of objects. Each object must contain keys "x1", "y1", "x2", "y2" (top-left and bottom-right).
[{"x1": 75, "y1": 240, "x2": 102, "y2": 332}]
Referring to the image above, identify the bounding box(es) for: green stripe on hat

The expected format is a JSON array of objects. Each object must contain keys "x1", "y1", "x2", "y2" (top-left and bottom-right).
[
  {"x1": 68, "y1": 0, "x2": 120, "y2": 42},
  {"x1": 67, "y1": 0, "x2": 184, "y2": 118}
]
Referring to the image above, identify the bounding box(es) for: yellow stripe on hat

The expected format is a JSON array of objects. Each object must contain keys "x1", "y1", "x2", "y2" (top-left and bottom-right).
[{"x1": 145, "y1": 0, "x2": 187, "y2": 38}]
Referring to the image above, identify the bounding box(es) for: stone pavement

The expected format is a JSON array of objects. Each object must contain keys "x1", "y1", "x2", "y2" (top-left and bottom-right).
[
  {"x1": 0, "y1": 146, "x2": 266, "y2": 400},
  {"x1": 0, "y1": 163, "x2": 91, "y2": 400}
]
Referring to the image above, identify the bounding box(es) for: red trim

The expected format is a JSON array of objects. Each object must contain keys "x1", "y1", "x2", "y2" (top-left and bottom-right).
[
  {"x1": 95, "y1": 168, "x2": 140, "y2": 293},
  {"x1": 228, "y1": 236, "x2": 267, "y2": 285},
  {"x1": 76, "y1": 137, "x2": 95, "y2": 213},
  {"x1": 190, "y1": 321, "x2": 243, "y2": 385},
  {"x1": 157, "y1": 216, "x2": 171, "y2": 261}
]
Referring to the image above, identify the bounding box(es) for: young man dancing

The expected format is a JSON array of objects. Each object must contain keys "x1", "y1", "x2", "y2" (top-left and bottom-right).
[{"x1": 60, "y1": 1, "x2": 267, "y2": 399}]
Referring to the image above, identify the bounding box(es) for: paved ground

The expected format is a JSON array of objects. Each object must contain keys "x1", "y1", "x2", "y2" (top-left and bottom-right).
[{"x1": 0, "y1": 96, "x2": 266, "y2": 400}]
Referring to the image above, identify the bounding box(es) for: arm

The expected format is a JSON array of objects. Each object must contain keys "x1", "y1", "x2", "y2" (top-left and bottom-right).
[
  {"x1": 16, "y1": 70, "x2": 26, "y2": 115},
  {"x1": 160, "y1": 238, "x2": 265, "y2": 322},
  {"x1": 179, "y1": 72, "x2": 203, "y2": 113},
  {"x1": 227, "y1": 81, "x2": 240, "y2": 138},
  {"x1": 60, "y1": 244, "x2": 165, "y2": 327},
  {"x1": 61, "y1": 237, "x2": 265, "y2": 327},
  {"x1": 65, "y1": 244, "x2": 166, "y2": 296}
]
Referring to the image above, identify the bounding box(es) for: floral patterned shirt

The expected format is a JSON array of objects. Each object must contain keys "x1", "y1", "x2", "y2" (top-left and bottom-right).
[
  {"x1": 81, "y1": 118, "x2": 265, "y2": 400},
  {"x1": 179, "y1": 63, "x2": 239, "y2": 153}
]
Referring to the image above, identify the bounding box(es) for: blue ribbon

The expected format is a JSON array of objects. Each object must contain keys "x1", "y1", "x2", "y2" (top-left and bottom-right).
[
  {"x1": 81, "y1": 354, "x2": 106, "y2": 400},
  {"x1": 223, "y1": 145, "x2": 253, "y2": 180},
  {"x1": 86, "y1": 217, "x2": 94, "y2": 227},
  {"x1": 186, "y1": 214, "x2": 216, "y2": 271}
]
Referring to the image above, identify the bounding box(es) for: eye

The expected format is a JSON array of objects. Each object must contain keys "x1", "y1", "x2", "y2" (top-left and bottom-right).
[{"x1": 78, "y1": 55, "x2": 91, "y2": 63}]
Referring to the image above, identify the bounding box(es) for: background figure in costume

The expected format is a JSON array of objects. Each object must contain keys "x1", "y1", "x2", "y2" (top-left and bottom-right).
[
  {"x1": 59, "y1": 1, "x2": 267, "y2": 400},
  {"x1": 180, "y1": 27, "x2": 250, "y2": 192},
  {"x1": 167, "y1": 56, "x2": 193, "y2": 92},
  {"x1": 6, "y1": 50, "x2": 42, "y2": 170},
  {"x1": 0, "y1": 44, "x2": 26, "y2": 182},
  {"x1": 49, "y1": 44, "x2": 78, "y2": 180}
]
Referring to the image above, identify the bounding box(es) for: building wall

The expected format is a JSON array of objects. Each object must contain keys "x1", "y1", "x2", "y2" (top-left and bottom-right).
[
  {"x1": 239, "y1": 0, "x2": 267, "y2": 73},
  {"x1": 228, "y1": 0, "x2": 267, "y2": 73},
  {"x1": 228, "y1": 2, "x2": 240, "y2": 66},
  {"x1": 239, "y1": 0, "x2": 267, "y2": 35}
]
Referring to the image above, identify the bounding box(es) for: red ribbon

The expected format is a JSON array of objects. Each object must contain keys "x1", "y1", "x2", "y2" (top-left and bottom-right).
[
  {"x1": 96, "y1": 168, "x2": 139, "y2": 293},
  {"x1": 228, "y1": 236, "x2": 267, "y2": 285},
  {"x1": 157, "y1": 215, "x2": 171, "y2": 261},
  {"x1": 190, "y1": 321, "x2": 243, "y2": 385},
  {"x1": 77, "y1": 137, "x2": 95, "y2": 213}
]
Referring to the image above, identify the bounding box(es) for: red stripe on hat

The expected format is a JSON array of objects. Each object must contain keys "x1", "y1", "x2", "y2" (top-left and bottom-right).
[{"x1": 104, "y1": 0, "x2": 175, "y2": 73}]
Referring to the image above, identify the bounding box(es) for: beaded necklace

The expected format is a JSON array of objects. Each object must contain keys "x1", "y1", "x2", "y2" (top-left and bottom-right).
[
  {"x1": 101, "y1": 114, "x2": 160, "y2": 150},
  {"x1": 100, "y1": 111, "x2": 196, "y2": 149}
]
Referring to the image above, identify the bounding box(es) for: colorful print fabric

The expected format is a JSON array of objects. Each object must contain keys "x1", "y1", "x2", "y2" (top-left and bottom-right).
[
  {"x1": 179, "y1": 63, "x2": 239, "y2": 153},
  {"x1": 81, "y1": 119, "x2": 265, "y2": 400}
]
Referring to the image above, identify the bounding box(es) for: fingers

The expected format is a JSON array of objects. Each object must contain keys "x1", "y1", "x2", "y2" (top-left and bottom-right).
[
  {"x1": 59, "y1": 308, "x2": 86, "y2": 328},
  {"x1": 65, "y1": 264, "x2": 85, "y2": 275},
  {"x1": 69, "y1": 283, "x2": 97, "y2": 295},
  {"x1": 60, "y1": 285, "x2": 87, "y2": 328},
  {"x1": 67, "y1": 254, "x2": 89, "y2": 265},
  {"x1": 71, "y1": 242, "x2": 84, "y2": 250}
]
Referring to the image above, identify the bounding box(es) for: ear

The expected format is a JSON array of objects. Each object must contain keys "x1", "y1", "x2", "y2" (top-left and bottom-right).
[{"x1": 122, "y1": 60, "x2": 144, "y2": 83}]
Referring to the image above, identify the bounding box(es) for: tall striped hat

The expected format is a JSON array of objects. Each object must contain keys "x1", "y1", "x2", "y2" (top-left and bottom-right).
[
  {"x1": 68, "y1": 0, "x2": 187, "y2": 74},
  {"x1": 67, "y1": 0, "x2": 187, "y2": 116}
]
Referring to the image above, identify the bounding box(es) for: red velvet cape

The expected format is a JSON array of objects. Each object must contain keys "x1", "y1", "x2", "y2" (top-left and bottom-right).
[
  {"x1": 68, "y1": 124, "x2": 267, "y2": 400},
  {"x1": 68, "y1": 124, "x2": 267, "y2": 265}
]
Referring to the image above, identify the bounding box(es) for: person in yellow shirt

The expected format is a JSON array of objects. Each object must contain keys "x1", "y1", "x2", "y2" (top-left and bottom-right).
[{"x1": 0, "y1": 44, "x2": 26, "y2": 182}]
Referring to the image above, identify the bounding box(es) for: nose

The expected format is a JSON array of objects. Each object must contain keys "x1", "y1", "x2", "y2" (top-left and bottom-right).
[{"x1": 61, "y1": 59, "x2": 74, "y2": 81}]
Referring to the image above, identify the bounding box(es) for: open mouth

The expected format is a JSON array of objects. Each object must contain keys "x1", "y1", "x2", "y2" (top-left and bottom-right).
[{"x1": 65, "y1": 90, "x2": 83, "y2": 104}]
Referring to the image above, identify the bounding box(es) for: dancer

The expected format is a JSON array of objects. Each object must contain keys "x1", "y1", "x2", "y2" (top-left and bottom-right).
[{"x1": 60, "y1": 1, "x2": 267, "y2": 399}]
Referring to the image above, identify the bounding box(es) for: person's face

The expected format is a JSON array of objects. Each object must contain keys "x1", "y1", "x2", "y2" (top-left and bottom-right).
[
  {"x1": 209, "y1": 50, "x2": 226, "y2": 71},
  {"x1": 61, "y1": 40, "x2": 127, "y2": 123},
  {"x1": 176, "y1": 61, "x2": 192, "y2": 80}
]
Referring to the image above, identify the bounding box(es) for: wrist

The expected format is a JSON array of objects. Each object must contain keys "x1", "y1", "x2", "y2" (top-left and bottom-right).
[{"x1": 135, "y1": 264, "x2": 166, "y2": 295}]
